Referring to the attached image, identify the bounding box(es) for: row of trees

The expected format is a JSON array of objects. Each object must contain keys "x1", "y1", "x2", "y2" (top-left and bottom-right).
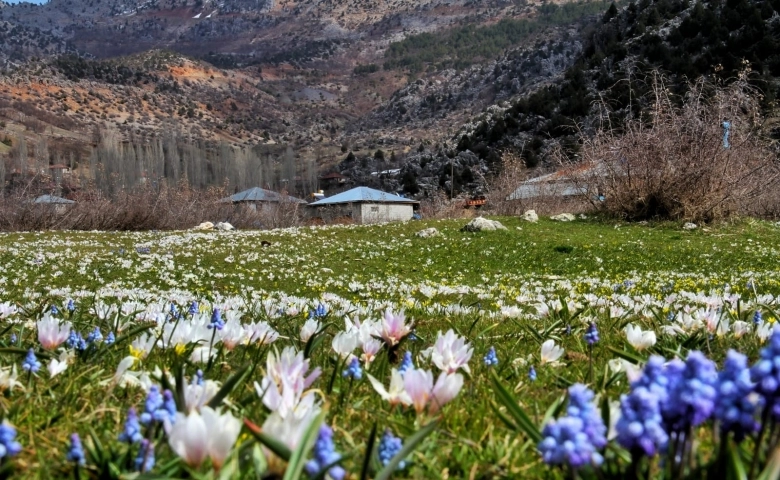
[{"x1": 2, "y1": 127, "x2": 322, "y2": 199}]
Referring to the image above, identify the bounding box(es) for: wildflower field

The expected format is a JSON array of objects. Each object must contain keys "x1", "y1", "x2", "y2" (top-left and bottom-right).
[{"x1": 3, "y1": 216, "x2": 780, "y2": 479}]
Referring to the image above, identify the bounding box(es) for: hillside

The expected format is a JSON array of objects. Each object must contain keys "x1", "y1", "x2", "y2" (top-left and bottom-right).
[{"x1": 1, "y1": 0, "x2": 778, "y2": 202}]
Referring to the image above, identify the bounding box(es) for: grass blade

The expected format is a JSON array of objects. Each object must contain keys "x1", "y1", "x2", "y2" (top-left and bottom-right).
[
  {"x1": 207, "y1": 363, "x2": 252, "y2": 409},
  {"x1": 490, "y1": 370, "x2": 542, "y2": 443},
  {"x1": 243, "y1": 418, "x2": 292, "y2": 462}
]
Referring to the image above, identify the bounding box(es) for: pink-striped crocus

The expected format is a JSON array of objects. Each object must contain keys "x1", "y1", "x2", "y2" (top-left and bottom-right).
[{"x1": 379, "y1": 309, "x2": 412, "y2": 347}]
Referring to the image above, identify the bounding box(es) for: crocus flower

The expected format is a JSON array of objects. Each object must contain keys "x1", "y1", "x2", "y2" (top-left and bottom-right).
[
  {"x1": 379, "y1": 309, "x2": 412, "y2": 347},
  {"x1": 37, "y1": 315, "x2": 71, "y2": 350},
  {"x1": 167, "y1": 411, "x2": 208, "y2": 468},
  {"x1": 0, "y1": 365, "x2": 22, "y2": 392},
  {"x1": 625, "y1": 324, "x2": 657, "y2": 351},
  {"x1": 200, "y1": 406, "x2": 241, "y2": 469},
  {"x1": 541, "y1": 340, "x2": 564, "y2": 365},
  {"x1": 47, "y1": 357, "x2": 68, "y2": 378},
  {"x1": 367, "y1": 369, "x2": 412, "y2": 407},
  {"x1": 300, "y1": 319, "x2": 320, "y2": 342},
  {"x1": 430, "y1": 372, "x2": 464, "y2": 414},
  {"x1": 403, "y1": 368, "x2": 433, "y2": 414},
  {"x1": 430, "y1": 329, "x2": 473, "y2": 374},
  {"x1": 332, "y1": 331, "x2": 359, "y2": 359}
]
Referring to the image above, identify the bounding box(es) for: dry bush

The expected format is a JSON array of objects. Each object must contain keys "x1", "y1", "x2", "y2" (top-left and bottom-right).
[
  {"x1": 418, "y1": 191, "x2": 466, "y2": 219},
  {"x1": 0, "y1": 182, "x2": 305, "y2": 231},
  {"x1": 567, "y1": 70, "x2": 780, "y2": 222},
  {"x1": 483, "y1": 152, "x2": 592, "y2": 217}
]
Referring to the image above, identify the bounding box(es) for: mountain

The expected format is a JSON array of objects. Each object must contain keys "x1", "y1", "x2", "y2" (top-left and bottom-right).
[{"x1": 1, "y1": 0, "x2": 777, "y2": 201}]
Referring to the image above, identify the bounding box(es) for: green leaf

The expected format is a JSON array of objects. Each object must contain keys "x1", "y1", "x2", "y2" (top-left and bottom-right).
[
  {"x1": 207, "y1": 363, "x2": 252, "y2": 409},
  {"x1": 489, "y1": 370, "x2": 542, "y2": 443},
  {"x1": 284, "y1": 409, "x2": 327, "y2": 480},
  {"x1": 756, "y1": 444, "x2": 780, "y2": 480},
  {"x1": 489, "y1": 401, "x2": 518, "y2": 430},
  {"x1": 243, "y1": 418, "x2": 292, "y2": 462},
  {"x1": 606, "y1": 346, "x2": 645, "y2": 364},
  {"x1": 375, "y1": 420, "x2": 438, "y2": 480},
  {"x1": 360, "y1": 422, "x2": 378, "y2": 480},
  {"x1": 726, "y1": 441, "x2": 747, "y2": 480}
]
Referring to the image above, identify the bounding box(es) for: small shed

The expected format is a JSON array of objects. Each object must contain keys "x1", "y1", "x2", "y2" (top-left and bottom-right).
[
  {"x1": 220, "y1": 187, "x2": 307, "y2": 212},
  {"x1": 308, "y1": 186, "x2": 417, "y2": 224}
]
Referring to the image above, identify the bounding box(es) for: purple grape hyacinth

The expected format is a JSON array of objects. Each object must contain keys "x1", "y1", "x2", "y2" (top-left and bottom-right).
[
  {"x1": 538, "y1": 384, "x2": 605, "y2": 469},
  {"x1": 715, "y1": 350, "x2": 761, "y2": 442},
  {"x1": 304, "y1": 425, "x2": 345, "y2": 480},
  {"x1": 616, "y1": 385, "x2": 669, "y2": 456},
  {"x1": 751, "y1": 326, "x2": 780, "y2": 419}
]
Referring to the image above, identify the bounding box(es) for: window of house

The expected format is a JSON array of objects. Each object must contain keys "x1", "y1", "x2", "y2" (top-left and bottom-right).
[{"x1": 370, "y1": 206, "x2": 379, "y2": 213}]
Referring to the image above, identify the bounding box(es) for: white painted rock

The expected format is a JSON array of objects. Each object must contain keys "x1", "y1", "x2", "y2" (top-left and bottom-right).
[
  {"x1": 416, "y1": 227, "x2": 440, "y2": 238},
  {"x1": 551, "y1": 213, "x2": 576, "y2": 222},
  {"x1": 215, "y1": 222, "x2": 235, "y2": 231},
  {"x1": 193, "y1": 221, "x2": 214, "y2": 230},
  {"x1": 683, "y1": 222, "x2": 698, "y2": 230},
  {"x1": 461, "y1": 217, "x2": 507, "y2": 232},
  {"x1": 522, "y1": 210, "x2": 538, "y2": 222}
]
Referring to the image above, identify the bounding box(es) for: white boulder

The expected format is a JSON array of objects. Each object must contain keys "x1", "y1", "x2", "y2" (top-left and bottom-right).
[
  {"x1": 193, "y1": 221, "x2": 214, "y2": 230},
  {"x1": 522, "y1": 210, "x2": 538, "y2": 222},
  {"x1": 461, "y1": 217, "x2": 507, "y2": 232},
  {"x1": 215, "y1": 222, "x2": 235, "y2": 231},
  {"x1": 551, "y1": 213, "x2": 576, "y2": 222},
  {"x1": 416, "y1": 227, "x2": 440, "y2": 238}
]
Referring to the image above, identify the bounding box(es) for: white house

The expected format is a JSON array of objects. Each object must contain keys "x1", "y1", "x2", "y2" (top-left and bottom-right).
[{"x1": 307, "y1": 186, "x2": 417, "y2": 224}]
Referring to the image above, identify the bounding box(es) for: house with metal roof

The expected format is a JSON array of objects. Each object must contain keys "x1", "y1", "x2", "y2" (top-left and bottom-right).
[
  {"x1": 307, "y1": 186, "x2": 418, "y2": 224},
  {"x1": 220, "y1": 187, "x2": 307, "y2": 212}
]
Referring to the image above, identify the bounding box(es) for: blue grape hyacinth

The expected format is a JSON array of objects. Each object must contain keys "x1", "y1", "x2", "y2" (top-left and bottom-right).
[
  {"x1": 663, "y1": 351, "x2": 718, "y2": 432},
  {"x1": 135, "y1": 439, "x2": 155, "y2": 473},
  {"x1": 538, "y1": 384, "x2": 605, "y2": 469},
  {"x1": 0, "y1": 421, "x2": 23, "y2": 459},
  {"x1": 616, "y1": 385, "x2": 669, "y2": 456},
  {"x1": 715, "y1": 350, "x2": 761, "y2": 442},
  {"x1": 119, "y1": 407, "x2": 143, "y2": 444},
  {"x1": 378, "y1": 429, "x2": 406, "y2": 469},
  {"x1": 397, "y1": 351, "x2": 414, "y2": 376},
  {"x1": 66, "y1": 434, "x2": 86, "y2": 466},
  {"x1": 304, "y1": 425, "x2": 345, "y2": 480},
  {"x1": 22, "y1": 349, "x2": 40, "y2": 373},
  {"x1": 529, "y1": 366, "x2": 537, "y2": 382},
  {"x1": 584, "y1": 322, "x2": 600, "y2": 346},
  {"x1": 208, "y1": 308, "x2": 224, "y2": 330},
  {"x1": 483, "y1": 346, "x2": 498, "y2": 366},
  {"x1": 342, "y1": 357, "x2": 362, "y2": 380}
]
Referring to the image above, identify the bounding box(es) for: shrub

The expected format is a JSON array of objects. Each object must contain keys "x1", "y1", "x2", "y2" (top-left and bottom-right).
[{"x1": 566, "y1": 70, "x2": 780, "y2": 222}]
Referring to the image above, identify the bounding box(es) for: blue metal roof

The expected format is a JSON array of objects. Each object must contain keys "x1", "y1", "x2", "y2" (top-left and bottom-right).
[
  {"x1": 34, "y1": 195, "x2": 75, "y2": 204},
  {"x1": 222, "y1": 187, "x2": 307, "y2": 204},
  {"x1": 309, "y1": 187, "x2": 418, "y2": 206}
]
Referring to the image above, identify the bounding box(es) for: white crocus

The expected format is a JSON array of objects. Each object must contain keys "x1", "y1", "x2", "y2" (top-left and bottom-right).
[
  {"x1": 37, "y1": 314, "x2": 71, "y2": 350},
  {"x1": 47, "y1": 358, "x2": 68, "y2": 378},
  {"x1": 331, "y1": 331, "x2": 359, "y2": 359},
  {"x1": 367, "y1": 369, "x2": 412, "y2": 406},
  {"x1": 624, "y1": 324, "x2": 657, "y2": 351},
  {"x1": 430, "y1": 329, "x2": 473, "y2": 374},
  {"x1": 540, "y1": 339, "x2": 564, "y2": 365},
  {"x1": 732, "y1": 320, "x2": 751, "y2": 338},
  {"x1": 300, "y1": 319, "x2": 320, "y2": 342},
  {"x1": 200, "y1": 406, "x2": 241, "y2": 469},
  {"x1": 0, "y1": 364, "x2": 22, "y2": 392},
  {"x1": 167, "y1": 411, "x2": 209, "y2": 468}
]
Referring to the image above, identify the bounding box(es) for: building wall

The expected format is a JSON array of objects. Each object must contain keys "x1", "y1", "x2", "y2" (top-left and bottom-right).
[{"x1": 358, "y1": 203, "x2": 413, "y2": 224}]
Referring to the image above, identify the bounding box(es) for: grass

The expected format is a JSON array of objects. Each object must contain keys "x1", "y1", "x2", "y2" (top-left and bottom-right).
[{"x1": 0, "y1": 216, "x2": 779, "y2": 478}]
